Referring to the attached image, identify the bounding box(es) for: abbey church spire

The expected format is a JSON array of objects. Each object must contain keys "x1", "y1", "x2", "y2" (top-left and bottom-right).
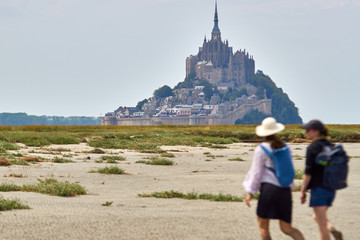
[{"x1": 211, "y1": 1, "x2": 221, "y2": 40}]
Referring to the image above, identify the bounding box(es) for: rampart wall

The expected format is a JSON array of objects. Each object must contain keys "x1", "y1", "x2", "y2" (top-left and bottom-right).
[{"x1": 101, "y1": 99, "x2": 271, "y2": 126}]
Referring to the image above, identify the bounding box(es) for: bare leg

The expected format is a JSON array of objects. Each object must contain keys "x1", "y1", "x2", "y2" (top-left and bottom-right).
[
  {"x1": 257, "y1": 217, "x2": 272, "y2": 240},
  {"x1": 312, "y1": 208, "x2": 342, "y2": 240},
  {"x1": 279, "y1": 220, "x2": 305, "y2": 240},
  {"x1": 313, "y1": 206, "x2": 331, "y2": 240}
]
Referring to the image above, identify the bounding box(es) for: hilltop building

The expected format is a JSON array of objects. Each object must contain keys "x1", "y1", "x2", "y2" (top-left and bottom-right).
[
  {"x1": 186, "y1": 2, "x2": 255, "y2": 87},
  {"x1": 101, "y1": 2, "x2": 271, "y2": 126}
]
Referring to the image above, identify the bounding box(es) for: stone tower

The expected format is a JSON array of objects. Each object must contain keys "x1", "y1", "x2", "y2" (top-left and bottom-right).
[{"x1": 186, "y1": 2, "x2": 255, "y2": 87}]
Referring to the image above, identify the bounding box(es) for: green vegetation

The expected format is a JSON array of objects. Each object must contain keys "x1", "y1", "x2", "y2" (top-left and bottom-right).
[
  {"x1": 52, "y1": 158, "x2": 74, "y2": 163},
  {"x1": 228, "y1": 157, "x2": 245, "y2": 161},
  {"x1": 0, "y1": 125, "x2": 358, "y2": 153},
  {"x1": 154, "y1": 85, "x2": 174, "y2": 99},
  {"x1": 4, "y1": 173, "x2": 27, "y2": 178},
  {"x1": 249, "y1": 70, "x2": 303, "y2": 124},
  {"x1": 138, "y1": 190, "x2": 244, "y2": 202},
  {"x1": 0, "y1": 197, "x2": 30, "y2": 211},
  {"x1": 101, "y1": 155, "x2": 126, "y2": 161},
  {"x1": 160, "y1": 153, "x2": 175, "y2": 158},
  {"x1": 90, "y1": 166, "x2": 125, "y2": 174},
  {"x1": 295, "y1": 169, "x2": 304, "y2": 179},
  {"x1": 102, "y1": 201, "x2": 113, "y2": 207},
  {"x1": 136, "y1": 157, "x2": 174, "y2": 165},
  {"x1": 0, "y1": 112, "x2": 101, "y2": 126},
  {"x1": 0, "y1": 179, "x2": 86, "y2": 197},
  {"x1": 9, "y1": 159, "x2": 29, "y2": 166}
]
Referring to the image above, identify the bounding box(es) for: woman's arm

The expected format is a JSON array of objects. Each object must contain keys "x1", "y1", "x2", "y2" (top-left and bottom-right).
[{"x1": 300, "y1": 174, "x2": 311, "y2": 204}]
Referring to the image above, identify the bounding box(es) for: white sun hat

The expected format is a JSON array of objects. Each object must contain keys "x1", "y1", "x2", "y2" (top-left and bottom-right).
[{"x1": 255, "y1": 117, "x2": 285, "y2": 137}]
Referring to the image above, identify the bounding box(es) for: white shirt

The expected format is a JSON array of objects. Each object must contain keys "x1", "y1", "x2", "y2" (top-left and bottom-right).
[{"x1": 242, "y1": 142, "x2": 293, "y2": 194}]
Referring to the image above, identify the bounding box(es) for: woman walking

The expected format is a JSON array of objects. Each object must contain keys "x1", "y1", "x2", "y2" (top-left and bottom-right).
[
  {"x1": 243, "y1": 117, "x2": 304, "y2": 240},
  {"x1": 300, "y1": 120, "x2": 343, "y2": 240}
]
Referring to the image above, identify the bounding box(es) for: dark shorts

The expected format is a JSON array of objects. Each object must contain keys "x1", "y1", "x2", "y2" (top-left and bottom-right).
[
  {"x1": 310, "y1": 187, "x2": 336, "y2": 207},
  {"x1": 256, "y1": 183, "x2": 292, "y2": 223}
]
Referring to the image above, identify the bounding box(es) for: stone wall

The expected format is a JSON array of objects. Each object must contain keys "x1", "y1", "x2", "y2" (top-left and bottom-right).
[{"x1": 101, "y1": 99, "x2": 271, "y2": 126}]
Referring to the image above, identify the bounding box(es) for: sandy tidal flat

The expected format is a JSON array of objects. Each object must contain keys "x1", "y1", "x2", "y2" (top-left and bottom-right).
[{"x1": 0, "y1": 143, "x2": 359, "y2": 240}]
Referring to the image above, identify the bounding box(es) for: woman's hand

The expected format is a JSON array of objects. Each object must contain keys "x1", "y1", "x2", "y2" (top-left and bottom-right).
[
  {"x1": 300, "y1": 191, "x2": 306, "y2": 204},
  {"x1": 245, "y1": 193, "x2": 252, "y2": 207}
]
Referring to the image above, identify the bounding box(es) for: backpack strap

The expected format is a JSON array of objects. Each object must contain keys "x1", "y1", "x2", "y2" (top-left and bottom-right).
[{"x1": 260, "y1": 144, "x2": 276, "y2": 174}]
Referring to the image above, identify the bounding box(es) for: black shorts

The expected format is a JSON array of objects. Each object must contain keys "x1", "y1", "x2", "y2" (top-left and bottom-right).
[{"x1": 256, "y1": 182, "x2": 292, "y2": 223}]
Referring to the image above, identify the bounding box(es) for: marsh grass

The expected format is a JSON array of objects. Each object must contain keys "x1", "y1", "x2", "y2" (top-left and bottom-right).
[
  {"x1": 9, "y1": 159, "x2": 29, "y2": 166},
  {"x1": 90, "y1": 148, "x2": 105, "y2": 154},
  {"x1": 160, "y1": 153, "x2": 175, "y2": 158},
  {"x1": 102, "y1": 201, "x2": 113, "y2": 207},
  {"x1": 0, "y1": 125, "x2": 359, "y2": 151},
  {"x1": 52, "y1": 158, "x2": 74, "y2": 163},
  {"x1": 4, "y1": 173, "x2": 27, "y2": 178},
  {"x1": 101, "y1": 155, "x2": 126, "y2": 161},
  {"x1": 138, "y1": 190, "x2": 244, "y2": 202},
  {"x1": 228, "y1": 157, "x2": 245, "y2": 161},
  {"x1": 0, "y1": 197, "x2": 30, "y2": 211},
  {"x1": 0, "y1": 179, "x2": 86, "y2": 197},
  {"x1": 136, "y1": 157, "x2": 174, "y2": 165},
  {"x1": 293, "y1": 155, "x2": 304, "y2": 160},
  {"x1": 90, "y1": 166, "x2": 125, "y2": 174},
  {"x1": 295, "y1": 169, "x2": 304, "y2": 179}
]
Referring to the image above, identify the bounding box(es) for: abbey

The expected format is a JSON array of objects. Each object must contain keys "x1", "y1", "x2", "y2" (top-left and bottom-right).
[{"x1": 186, "y1": 2, "x2": 255, "y2": 87}]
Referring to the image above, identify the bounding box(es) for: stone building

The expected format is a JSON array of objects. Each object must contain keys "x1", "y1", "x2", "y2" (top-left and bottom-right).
[{"x1": 186, "y1": 2, "x2": 255, "y2": 87}]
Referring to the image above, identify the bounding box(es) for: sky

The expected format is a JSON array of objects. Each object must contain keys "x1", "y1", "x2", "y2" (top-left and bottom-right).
[{"x1": 0, "y1": 0, "x2": 359, "y2": 124}]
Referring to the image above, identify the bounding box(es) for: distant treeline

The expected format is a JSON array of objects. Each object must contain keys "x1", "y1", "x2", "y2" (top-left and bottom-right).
[{"x1": 0, "y1": 113, "x2": 101, "y2": 126}]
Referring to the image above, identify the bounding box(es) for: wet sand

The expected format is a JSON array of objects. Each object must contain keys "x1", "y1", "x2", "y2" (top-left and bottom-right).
[{"x1": 0, "y1": 143, "x2": 359, "y2": 240}]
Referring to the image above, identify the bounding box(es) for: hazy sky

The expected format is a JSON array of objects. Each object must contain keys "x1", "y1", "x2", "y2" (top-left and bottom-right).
[{"x1": 1, "y1": 0, "x2": 359, "y2": 124}]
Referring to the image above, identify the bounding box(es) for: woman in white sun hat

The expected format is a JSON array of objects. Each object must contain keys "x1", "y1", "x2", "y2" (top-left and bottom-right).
[{"x1": 243, "y1": 117, "x2": 305, "y2": 240}]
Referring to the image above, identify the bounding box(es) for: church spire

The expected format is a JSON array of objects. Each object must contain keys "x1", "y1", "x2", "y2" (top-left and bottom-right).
[{"x1": 212, "y1": 1, "x2": 221, "y2": 40}]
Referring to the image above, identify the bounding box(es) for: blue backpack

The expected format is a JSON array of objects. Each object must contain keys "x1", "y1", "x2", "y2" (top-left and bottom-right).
[
  {"x1": 315, "y1": 144, "x2": 349, "y2": 190},
  {"x1": 260, "y1": 144, "x2": 295, "y2": 188}
]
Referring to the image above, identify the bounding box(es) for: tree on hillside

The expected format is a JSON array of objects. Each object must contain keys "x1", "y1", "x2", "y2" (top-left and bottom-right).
[
  {"x1": 250, "y1": 70, "x2": 303, "y2": 124},
  {"x1": 153, "y1": 85, "x2": 173, "y2": 99},
  {"x1": 136, "y1": 99, "x2": 148, "y2": 110}
]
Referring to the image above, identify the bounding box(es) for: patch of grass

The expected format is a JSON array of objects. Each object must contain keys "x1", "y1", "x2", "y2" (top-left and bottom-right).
[
  {"x1": 0, "y1": 197, "x2": 30, "y2": 211},
  {"x1": 215, "y1": 155, "x2": 225, "y2": 157},
  {"x1": 62, "y1": 154, "x2": 72, "y2": 158},
  {"x1": 101, "y1": 155, "x2": 126, "y2": 161},
  {"x1": 228, "y1": 157, "x2": 245, "y2": 161},
  {"x1": 90, "y1": 166, "x2": 125, "y2": 174},
  {"x1": 4, "y1": 173, "x2": 27, "y2": 178},
  {"x1": 9, "y1": 159, "x2": 29, "y2": 166},
  {"x1": 21, "y1": 179, "x2": 86, "y2": 197},
  {"x1": 102, "y1": 201, "x2": 113, "y2": 207},
  {"x1": 295, "y1": 169, "x2": 304, "y2": 179},
  {"x1": 0, "y1": 141, "x2": 20, "y2": 151},
  {"x1": 0, "y1": 179, "x2": 86, "y2": 197},
  {"x1": 52, "y1": 158, "x2": 74, "y2": 163},
  {"x1": 136, "y1": 157, "x2": 174, "y2": 166},
  {"x1": 90, "y1": 148, "x2": 105, "y2": 154},
  {"x1": 0, "y1": 183, "x2": 22, "y2": 191},
  {"x1": 95, "y1": 159, "x2": 103, "y2": 163},
  {"x1": 138, "y1": 190, "x2": 244, "y2": 202},
  {"x1": 160, "y1": 152, "x2": 175, "y2": 158},
  {"x1": 294, "y1": 147, "x2": 302, "y2": 150},
  {"x1": 205, "y1": 159, "x2": 212, "y2": 161},
  {"x1": 293, "y1": 154, "x2": 304, "y2": 160}
]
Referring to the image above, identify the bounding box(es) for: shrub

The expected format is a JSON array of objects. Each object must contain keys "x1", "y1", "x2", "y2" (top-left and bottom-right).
[
  {"x1": 101, "y1": 155, "x2": 126, "y2": 161},
  {"x1": 92, "y1": 166, "x2": 125, "y2": 174},
  {"x1": 0, "y1": 197, "x2": 30, "y2": 211},
  {"x1": 52, "y1": 158, "x2": 74, "y2": 163},
  {"x1": 0, "y1": 179, "x2": 86, "y2": 197},
  {"x1": 160, "y1": 153, "x2": 175, "y2": 158},
  {"x1": 295, "y1": 169, "x2": 304, "y2": 179},
  {"x1": 138, "y1": 190, "x2": 244, "y2": 202},
  {"x1": 136, "y1": 157, "x2": 174, "y2": 166}
]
